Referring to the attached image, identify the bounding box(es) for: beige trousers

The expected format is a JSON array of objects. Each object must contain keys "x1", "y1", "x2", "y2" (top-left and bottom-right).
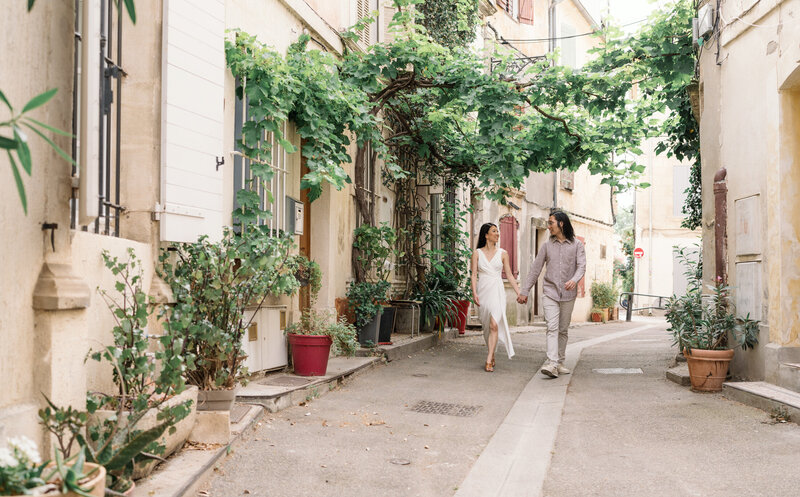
[{"x1": 542, "y1": 295, "x2": 576, "y2": 364}]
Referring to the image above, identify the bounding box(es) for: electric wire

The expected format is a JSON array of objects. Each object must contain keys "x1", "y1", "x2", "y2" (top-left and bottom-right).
[{"x1": 500, "y1": 18, "x2": 648, "y2": 43}]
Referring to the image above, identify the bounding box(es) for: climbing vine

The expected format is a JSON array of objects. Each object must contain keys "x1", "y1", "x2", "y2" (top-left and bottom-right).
[{"x1": 418, "y1": 0, "x2": 480, "y2": 49}]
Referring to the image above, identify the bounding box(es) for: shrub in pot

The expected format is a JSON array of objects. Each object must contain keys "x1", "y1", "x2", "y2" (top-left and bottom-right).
[
  {"x1": 590, "y1": 281, "x2": 618, "y2": 319},
  {"x1": 665, "y1": 247, "x2": 760, "y2": 392},
  {"x1": 285, "y1": 309, "x2": 358, "y2": 376},
  {"x1": 348, "y1": 223, "x2": 397, "y2": 346},
  {"x1": 430, "y1": 197, "x2": 472, "y2": 333},
  {"x1": 83, "y1": 250, "x2": 195, "y2": 487},
  {"x1": 160, "y1": 227, "x2": 299, "y2": 407}
]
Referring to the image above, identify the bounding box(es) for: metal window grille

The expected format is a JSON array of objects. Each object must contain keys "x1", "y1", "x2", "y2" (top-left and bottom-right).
[
  {"x1": 430, "y1": 193, "x2": 442, "y2": 252},
  {"x1": 70, "y1": 0, "x2": 125, "y2": 236},
  {"x1": 233, "y1": 86, "x2": 288, "y2": 233}
]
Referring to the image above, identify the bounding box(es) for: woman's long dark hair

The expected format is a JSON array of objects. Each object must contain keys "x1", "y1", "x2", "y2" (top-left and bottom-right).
[
  {"x1": 476, "y1": 223, "x2": 496, "y2": 249},
  {"x1": 551, "y1": 211, "x2": 575, "y2": 241}
]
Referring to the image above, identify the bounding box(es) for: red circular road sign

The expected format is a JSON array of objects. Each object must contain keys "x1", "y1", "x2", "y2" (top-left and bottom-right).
[{"x1": 633, "y1": 247, "x2": 644, "y2": 259}]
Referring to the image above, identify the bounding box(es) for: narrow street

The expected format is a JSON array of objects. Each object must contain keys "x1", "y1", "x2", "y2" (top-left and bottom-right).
[{"x1": 203, "y1": 320, "x2": 800, "y2": 497}]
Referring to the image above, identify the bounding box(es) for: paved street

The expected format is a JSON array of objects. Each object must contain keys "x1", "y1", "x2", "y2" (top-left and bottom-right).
[{"x1": 203, "y1": 319, "x2": 800, "y2": 497}]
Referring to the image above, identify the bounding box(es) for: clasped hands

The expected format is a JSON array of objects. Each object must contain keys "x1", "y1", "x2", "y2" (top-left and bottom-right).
[{"x1": 516, "y1": 280, "x2": 576, "y2": 304}]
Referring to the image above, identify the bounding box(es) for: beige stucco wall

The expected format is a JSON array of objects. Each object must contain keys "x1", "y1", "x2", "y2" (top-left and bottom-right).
[
  {"x1": 634, "y1": 137, "x2": 701, "y2": 305},
  {"x1": 699, "y1": 0, "x2": 800, "y2": 385}
]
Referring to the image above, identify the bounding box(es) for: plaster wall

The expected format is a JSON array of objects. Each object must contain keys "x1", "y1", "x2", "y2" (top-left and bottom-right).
[
  {"x1": 699, "y1": 0, "x2": 800, "y2": 384},
  {"x1": 0, "y1": 0, "x2": 76, "y2": 443}
]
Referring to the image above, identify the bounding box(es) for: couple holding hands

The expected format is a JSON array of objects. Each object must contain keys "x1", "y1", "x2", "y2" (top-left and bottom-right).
[{"x1": 470, "y1": 211, "x2": 586, "y2": 377}]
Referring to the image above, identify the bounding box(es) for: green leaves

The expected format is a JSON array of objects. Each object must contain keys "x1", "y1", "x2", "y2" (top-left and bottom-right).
[{"x1": 2, "y1": 88, "x2": 75, "y2": 215}]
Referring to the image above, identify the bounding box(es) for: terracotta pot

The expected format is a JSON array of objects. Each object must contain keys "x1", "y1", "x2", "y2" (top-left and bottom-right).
[
  {"x1": 197, "y1": 387, "x2": 238, "y2": 411},
  {"x1": 288, "y1": 333, "x2": 333, "y2": 376},
  {"x1": 684, "y1": 348, "x2": 735, "y2": 392}
]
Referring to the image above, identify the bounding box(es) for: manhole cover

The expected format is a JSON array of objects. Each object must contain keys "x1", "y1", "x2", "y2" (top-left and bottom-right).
[
  {"x1": 390, "y1": 458, "x2": 411, "y2": 466},
  {"x1": 230, "y1": 404, "x2": 251, "y2": 424},
  {"x1": 410, "y1": 401, "x2": 481, "y2": 417},
  {"x1": 592, "y1": 368, "x2": 643, "y2": 375},
  {"x1": 259, "y1": 376, "x2": 313, "y2": 387},
  {"x1": 412, "y1": 373, "x2": 428, "y2": 378}
]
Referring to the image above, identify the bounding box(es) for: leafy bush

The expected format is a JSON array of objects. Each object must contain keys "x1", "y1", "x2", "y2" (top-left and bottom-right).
[
  {"x1": 590, "y1": 281, "x2": 618, "y2": 309},
  {"x1": 160, "y1": 227, "x2": 299, "y2": 390}
]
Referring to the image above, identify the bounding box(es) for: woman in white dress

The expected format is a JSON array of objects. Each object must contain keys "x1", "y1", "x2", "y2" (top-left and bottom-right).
[{"x1": 470, "y1": 223, "x2": 522, "y2": 372}]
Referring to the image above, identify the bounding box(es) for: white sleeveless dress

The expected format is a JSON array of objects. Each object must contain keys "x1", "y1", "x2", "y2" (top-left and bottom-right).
[{"x1": 477, "y1": 248, "x2": 515, "y2": 359}]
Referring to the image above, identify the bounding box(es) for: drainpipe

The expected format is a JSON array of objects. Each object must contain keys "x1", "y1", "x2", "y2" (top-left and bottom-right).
[{"x1": 713, "y1": 168, "x2": 728, "y2": 284}]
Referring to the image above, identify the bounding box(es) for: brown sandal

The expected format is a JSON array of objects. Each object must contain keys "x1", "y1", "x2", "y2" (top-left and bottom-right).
[
  {"x1": 485, "y1": 361, "x2": 494, "y2": 372},
  {"x1": 491, "y1": 358, "x2": 496, "y2": 368}
]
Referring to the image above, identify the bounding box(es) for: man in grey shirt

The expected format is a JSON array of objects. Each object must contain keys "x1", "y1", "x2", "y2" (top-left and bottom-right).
[{"x1": 517, "y1": 211, "x2": 586, "y2": 378}]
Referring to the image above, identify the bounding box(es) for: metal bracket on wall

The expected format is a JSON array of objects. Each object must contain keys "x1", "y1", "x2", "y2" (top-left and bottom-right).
[{"x1": 42, "y1": 223, "x2": 58, "y2": 252}]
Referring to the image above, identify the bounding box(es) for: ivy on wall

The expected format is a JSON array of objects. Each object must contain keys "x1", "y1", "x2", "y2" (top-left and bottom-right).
[{"x1": 417, "y1": 0, "x2": 480, "y2": 49}]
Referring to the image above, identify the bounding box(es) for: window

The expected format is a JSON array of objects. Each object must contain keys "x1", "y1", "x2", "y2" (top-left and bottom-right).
[
  {"x1": 560, "y1": 23, "x2": 577, "y2": 68},
  {"x1": 673, "y1": 165, "x2": 690, "y2": 217},
  {"x1": 356, "y1": 0, "x2": 379, "y2": 50},
  {"x1": 356, "y1": 141, "x2": 376, "y2": 226},
  {"x1": 430, "y1": 193, "x2": 442, "y2": 252},
  {"x1": 500, "y1": 215, "x2": 519, "y2": 279},
  {"x1": 560, "y1": 170, "x2": 574, "y2": 191},
  {"x1": 496, "y1": 0, "x2": 516, "y2": 17},
  {"x1": 71, "y1": 0, "x2": 125, "y2": 236},
  {"x1": 519, "y1": 0, "x2": 534, "y2": 25},
  {"x1": 233, "y1": 87, "x2": 289, "y2": 233}
]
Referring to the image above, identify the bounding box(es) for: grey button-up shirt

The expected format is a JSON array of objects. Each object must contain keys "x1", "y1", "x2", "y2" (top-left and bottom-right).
[{"x1": 520, "y1": 236, "x2": 586, "y2": 302}]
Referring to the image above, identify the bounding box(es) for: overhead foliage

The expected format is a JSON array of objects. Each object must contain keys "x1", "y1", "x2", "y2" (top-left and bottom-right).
[
  {"x1": 226, "y1": 0, "x2": 655, "y2": 224},
  {"x1": 417, "y1": 0, "x2": 480, "y2": 49},
  {"x1": 587, "y1": 0, "x2": 701, "y2": 229}
]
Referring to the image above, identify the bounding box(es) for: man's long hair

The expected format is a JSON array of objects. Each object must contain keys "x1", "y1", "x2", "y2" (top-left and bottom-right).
[{"x1": 551, "y1": 211, "x2": 575, "y2": 242}]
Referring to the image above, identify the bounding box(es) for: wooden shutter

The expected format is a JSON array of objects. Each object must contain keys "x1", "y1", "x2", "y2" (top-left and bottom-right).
[
  {"x1": 160, "y1": 0, "x2": 225, "y2": 242},
  {"x1": 519, "y1": 0, "x2": 534, "y2": 25},
  {"x1": 576, "y1": 235, "x2": 586, "y2": 298},
  {"x1": 500, "y1": 215, "x2": 519, "y2": 279}
]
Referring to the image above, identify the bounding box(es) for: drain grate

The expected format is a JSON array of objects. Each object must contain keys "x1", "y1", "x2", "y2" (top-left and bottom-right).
[
  {"x1": 410, "y1": 401, "x2": 482, "y2": 417},
  {"x1": 259, "y1": 375, "x2": 313, "y2": 387}
]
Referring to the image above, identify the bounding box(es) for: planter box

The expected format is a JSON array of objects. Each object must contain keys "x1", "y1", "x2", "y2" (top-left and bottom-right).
[
  {"x1": 87, "y1": 386, "x2": 198, "y2": 480},
  {"x1": 197, "y1": 387, "x2": 238, "y2": 411}
]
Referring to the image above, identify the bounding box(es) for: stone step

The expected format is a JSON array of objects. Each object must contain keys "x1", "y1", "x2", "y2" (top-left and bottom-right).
[
  {"x1": 723, "y1": 381, "x2": 800, "y2": 423},
  {"x1": 665, "y1": 363, "x2": 690, "y2": 386}
]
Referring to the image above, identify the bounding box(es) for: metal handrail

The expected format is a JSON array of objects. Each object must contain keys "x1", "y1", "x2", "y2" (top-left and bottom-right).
[{"x1": 619, "y1": 292, "x2": 670, "y2": 322}]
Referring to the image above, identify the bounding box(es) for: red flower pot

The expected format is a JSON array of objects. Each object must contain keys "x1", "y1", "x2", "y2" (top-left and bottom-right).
[
  {"x1": 288, "y1": 333, "x2": 332, "y2": 376},
  {"x1": 453, "y1": 299, "x2": 470, "y2": 334}
]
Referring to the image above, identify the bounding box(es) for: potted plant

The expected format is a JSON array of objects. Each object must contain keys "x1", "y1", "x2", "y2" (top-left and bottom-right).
[
  {"x1": 590, "y1": 307, "x2": 606, "y2": 323},
  {"x1": 665, "y1": 248, "x2": 760, "y2": 392},
  {"x1": 285, "y1": 310, "x2": 358, "y2": 376},
  {"x1": 347, "y1": 223, "x2": 397, "y2": 346},
  {"x1": 0, "y1": 437, "x2": 106, "y2": 497},
  {"x1": 86, "y1": 249, "x2": 196, "y2": 482},
  {"x1": 292, "y1": 255, "x2": 322, "y2": 295},
  {"x1": 435, "y1": 198, "x2": 472, "y2": 334},
  {"x1": 590, "y1": 281, "x2": 617, "y2": 321},
  {"x1": 414, "y1": 276, "x2": 457, "y2": 334},
  {"x1": 160, "y1": 226, "x2": 299, "y2": 409}
]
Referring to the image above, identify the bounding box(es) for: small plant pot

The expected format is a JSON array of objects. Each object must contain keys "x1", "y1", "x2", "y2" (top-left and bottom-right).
[
  {"x1": 197, "y1": 387, "x2": 238, "y2": 412},
  {"x1": 358, "y1": 308, "x2": 383, "y2": 346},
  {"x1": 38, "y1": 462, "x2": 106, "y2": 497},
  {"x1": 288, "y1": 333, "x2": 332, "y2": 376},
  {"x1": 378, "y1": 306, "x2": 396, "y2": 343},
  {"x1": 684, "y1": 348, "x2": 734, "y2": 392},
  {"x1": 591, "y1": 311, "x2": 604, "y2": 322}
]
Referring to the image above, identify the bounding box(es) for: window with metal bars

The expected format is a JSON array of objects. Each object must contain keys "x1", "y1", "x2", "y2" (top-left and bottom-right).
[
  {"x1": 70, "y1": 0, "x2": 125, "y2": 237},
  {"x1": 233, "y1": 87, "x2": 288, "y2": 234},
  {"x1": 496, "y1": 0, "x2": 516, "y2": 17}
]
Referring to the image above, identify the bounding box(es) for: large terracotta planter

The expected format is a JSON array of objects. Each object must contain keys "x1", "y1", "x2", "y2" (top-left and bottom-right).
[
  {"x1": 452, "y1": 300, "x2": 470, "y2": 334},
  {"x1": 87, "y1": 386, "x2": 198, "y2": 479},
  {"x1": 684, "y1": 348, "x2": 735, "y2": 392},
  {"x1": 288, "y1": 333, "x2": 333, "y2": 376}
]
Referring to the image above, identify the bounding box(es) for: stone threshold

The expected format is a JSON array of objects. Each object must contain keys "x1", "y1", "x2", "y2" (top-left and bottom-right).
[{"x1": 723, "y1": 381, "x2": 800, "y2": 423}]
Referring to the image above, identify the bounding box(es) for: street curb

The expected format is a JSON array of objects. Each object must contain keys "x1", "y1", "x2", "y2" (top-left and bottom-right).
[{"x1": 723, "y1": 381, "x2": 800, "y2": 424}]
